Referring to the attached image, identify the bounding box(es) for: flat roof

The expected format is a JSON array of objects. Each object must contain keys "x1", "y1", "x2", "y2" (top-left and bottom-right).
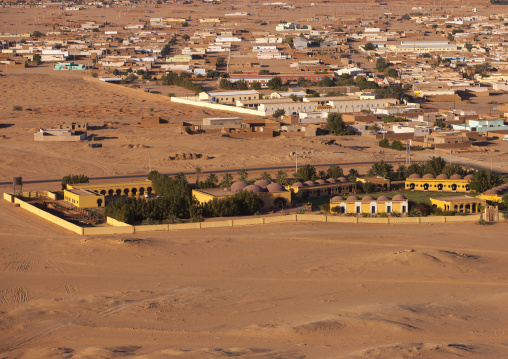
[
  {"x1": 207, "y1": 90, "x2": 258, "y2": 96},
  {"x1": 432, "y1": 196, "x2": 484, "y2": 202},
  {"x1": 66, "y1": 188, "x2": 98, "y2": 196}
]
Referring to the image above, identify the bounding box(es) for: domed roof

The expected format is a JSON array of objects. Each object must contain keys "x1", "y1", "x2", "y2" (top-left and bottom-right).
[
  {"x1": 436, "y1": 174, "x2": 449, "y2": 179},
  {"x1": 266, "y1": 183, "x2": 285, "y2": 192},
  {"x1": 331, "y1": 196, "x2": 344, "y2": 202},
  {"x1": 293, "y1": 182, "x2": 304, "y2": 188},
  {"x1": 464, "y1": 174, "x2": 473, "y2": 180},
  {"x1": 254, "y1": 179, "x2": 271, "y2": 188},
  {"x1": 484, "y1": 189, "x2": 499, "y2": 195},
  {"x1": 377, "y1": 195, "x2": 391, "y2": 201},
  {"x1": 326, "y1": 178, "x2": 337, "y2": 183},
  {"x1": 315, "y1": 179, "x2": 326, "y2": 185},
  {"x1": 244, "y1": 184, "x2": 263, "y2": 193},
  {"x1": 304, "y1": 180, "x2": 316, "y2": 186},
  {"x1": 392, "y1": 194, "x2": 407, "y2": 201},
  {"x1": 347, "y1": 195, "x2": 360, "y2": 201},
  {"x1": 337, "y1": 177, "x2": 348, "y2": 183},
  {"x1": 231, "y1": 181, "x2": 248, "y2": 192},
  {"x1": 362, "y1": 195, "x2": 374, "y2": 201},
  {"x1": 450, "y1": 174, "x2": 463, "y2": 180},
  {"x1": 422, "y1": 174, "x2": 435, "y2": 179},
  {"x1": 408, "y1": 173, "x2": 422, "y2": 179}
]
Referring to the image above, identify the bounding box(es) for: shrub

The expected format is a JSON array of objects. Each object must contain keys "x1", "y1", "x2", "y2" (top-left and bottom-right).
[
  {"x1": 296, "y1": 208, "x2": 306, "y2": 214},
  {"x1": 91, "y1": 73, "x2": 98, "y2": 78},
  {"x1": 13, "y1": 105, "x2": 22, "y2": 111},
  {"x1": 320, "y1": 204, "x2": 330, "y2": 213},
  {"x1": 477, "y1": 219, "x2": 487, "y2": 225},
  {"x1": 379, "y1": 212, "x2": 388, "y2": 218}
]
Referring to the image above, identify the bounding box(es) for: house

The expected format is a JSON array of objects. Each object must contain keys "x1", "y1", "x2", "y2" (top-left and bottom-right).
[
  {"x1": 430, "y1": 196, "x2": 486, "y2": 214},
  {"x1": 330, "y1": 194, "x2": 408, "y2": 214},
  {"x1": 405, "y1": 173, "x2": 473, "y2": 192},
  {"x1": 286, "y1": 178, "x2": 356, "y2": 200},
  {"x1": 192, "y1": 181, "x2": 291, "y2": 210},
  {"x1": 64, "y1": 189, "x2": 105, "y2": 208},
  {"x1": 199, "y1": 90, "x2": 260, "y2": 104},
  {"x1": 34, "y1": 129, "x2": 87, "y2": 142},
  {"x1": 54, "y1": 62, "x2": 85, "y2": 70}
]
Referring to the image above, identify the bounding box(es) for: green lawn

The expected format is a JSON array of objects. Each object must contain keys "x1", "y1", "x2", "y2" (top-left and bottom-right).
[{"x1": 307, "y1": 190, "x2": 470, "y2": 207}]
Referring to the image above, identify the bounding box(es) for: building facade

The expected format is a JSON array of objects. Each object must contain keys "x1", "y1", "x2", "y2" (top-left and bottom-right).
[
  {"x1": 405, "y1": 174, "x2": 473, "y2": 192},
  {"x1": 330, "y1": 194, "x2": 408, "y2": 214}
]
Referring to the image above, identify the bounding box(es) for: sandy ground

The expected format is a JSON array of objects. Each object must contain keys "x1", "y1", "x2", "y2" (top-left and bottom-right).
[{"x1": 1, "y1": 199, "x2": 508, "y2": 358}]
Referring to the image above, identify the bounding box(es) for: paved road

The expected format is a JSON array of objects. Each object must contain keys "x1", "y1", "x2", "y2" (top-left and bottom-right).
[{"x1": 1, "y1": 159, "x2": 506, "y2": 186}]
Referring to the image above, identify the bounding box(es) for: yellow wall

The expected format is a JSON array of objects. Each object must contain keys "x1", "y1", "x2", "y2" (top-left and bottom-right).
[
  {"x1": 288, "y1": 183, "x2": 356, "y2": 199},
  {"x1": 64, "y1": 189, "x2": 105, "y2": 208},
  {"x1": 430, "y1": 197, "x2": 486, "y2": 213},
  {"x1": 330, "y1": 200, "x2": 408, "y2": 214},
  {"x1": 476, "y1": 194, "x2": 503, "y2": 203},
  {"x1": 405, "y1": 179, "x2": 471, "y2": 192}
]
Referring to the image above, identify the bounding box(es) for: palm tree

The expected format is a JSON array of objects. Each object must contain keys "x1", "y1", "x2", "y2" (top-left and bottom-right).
[
  {"x1": 220, "y1": 173, "x2": 233, "y2": 188},
  {"x1": 261, "y1": 171, "x2": 272, "y2": 181},
  {"x1": 195, "y1": 166, "x2": 202, "y2": 187},
  {"x1": 237, "y1": 168, "x2": 248, "y2": 181},
  {"x1": 276, "y1": 170, "x2": 289, "y2": 185}
]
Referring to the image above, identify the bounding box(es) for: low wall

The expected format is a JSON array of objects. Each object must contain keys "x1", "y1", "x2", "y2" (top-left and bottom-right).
[
  {"x1": 13, "y1": 197, "x2": 83, "y2": 235},
  {"x1": 2, "y1": 191, "x2": 486, "y2": 235},
  {"x1": 171, "y1": 97, "x2": 265, "y2": 116}
]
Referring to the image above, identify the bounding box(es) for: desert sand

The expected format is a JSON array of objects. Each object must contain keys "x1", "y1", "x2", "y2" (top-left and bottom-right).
[{"x1": 1, "y1": 199, "x2": 508, "y2": 358}]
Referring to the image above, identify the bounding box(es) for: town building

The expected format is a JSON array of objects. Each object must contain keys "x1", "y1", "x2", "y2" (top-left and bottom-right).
[
  {"x1": 286, "y1": 178, "x2": 356, "y2": 199},
  {"x1": 67, "y1": 181, "x2": 154, "y2": 197},
  {"x1": 405, "y1": 174, "x2": 473, "y2": 192},
  {"x1": 64, "y1": 189, "x2": 105, "y2": 208},
  {"x1": 192, "y1": 180, "x2": 291, "y2": 209},
  {"x1": 430, "y1": 196, "x2": 486, "y2": 213},
  {"x1": 330, "y1": 194, "x2": 409, "y2": 214}
]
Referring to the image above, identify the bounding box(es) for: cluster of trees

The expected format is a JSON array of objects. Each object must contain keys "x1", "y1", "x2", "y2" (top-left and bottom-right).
[
  {"x1": 201, "y1": 191, "x2": 260, "y2": 218},
  {"x1": 375, "y1": 58, "x2": 399, "y2": 79},
  {"x1": 293, "y1": 164, "x2": 348, "y2": 182},
  {"x1": 105, "y1": 171, "x2": 261, "y2": 224},
  {"x1": 382, "y1": 115, "x2": 408, "y2": 123},
  {"x1": 219, "y1": 79, "x2": 262, "y2": 91},
  {"x1": 61, "y1": 174, "x2": 89, "y2": 190},
  {"x1": 379, "y1": 138, "x2": 404, "y2": 151},
  {"x1": 160, "y1": 72, "x2": 203, "y2": 93},
  {"x1": 326, "y1": 113, "x2": 356, "y2": 135}
]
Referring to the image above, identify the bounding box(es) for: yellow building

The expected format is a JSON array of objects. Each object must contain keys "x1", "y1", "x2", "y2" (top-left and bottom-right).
[
  {"x1": 330, "y1": 194, "x2": 409, "y2": 215},
  {"x1": 356, "y1": 176, "x2": 391, "y2": 191},
  {"x1": 64, "y1": 189, "x2": 105, "y2": 208},
  {"x1": 430, "y1": 196, "x2": 486, "y2": 213},
  {"x1": 193, "y1": 180, "x2": 291, "y2": 209},
  {"x1": 286, "y1": 178, "x2": 356, "y2": 199},
  {"x1": 405, "y1": 173, "x2": 473, "y2": 192},
  {"x1": 67, "y1": 181, "x2": 154, "y2": 197},
  {"x1": 476, "y1": 184, "x2": 508, "y2": 203}
]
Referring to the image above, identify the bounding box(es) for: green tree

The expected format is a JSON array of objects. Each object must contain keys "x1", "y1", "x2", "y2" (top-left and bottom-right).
[
  {"x1": 379, "y1": 138, "x2": 390, "y2": 148},
  {"x1": 61, "y1": 174, "x2": 89, "y2": 190},
  {"x1": 272, "y1": 109, "x2": 285, "y2": 118},
  {"x1": 386, "y1": 68, "x2": 399, "y2": 78},
  {"x1": 326, "y1": 165, "x2": 344, "y2": 179},
  {"x1": 326, "y1": 112, "x2": 349, "y2": 135},
  {"x1": 261, "y1": 171, "x2": 272, "y2": 181},
  {"x1": 250, "y1": 81, "x2": 262, "y2": 90},
  {"x1": 32, "y1": 53, "x2": 42, "y2": 64},
  {"x1": 258, "y1": 69, "x2": 270, "y2": 75},
  {"x1": 276, "y1": 170, "x2": 289, "y2": 185},
  {"x1": 216, "y1": 57, "x2": 225, "y2": 66},
  {"x1": 289, "y1": 94, "x2": 299, "y2": 102},
  {"x1": 195, "y1": 166, "x2": 202, "y2": 185},
  {"x1": 376, "y1": 57, "x2": 388, "y2": 72},
  {"x1": 348, "y1": 168, "x2": 359, "y2": 181},
  {"x1": 161, "y1": 43, "x2": 171, "y2": 56},
  {"x1": 424, "y1": 156, "x2": 446, "y2": 176},
  {"x1": 318, "y1": 170, "x2": 327, "y2": 180},
  {"x1": 237, "y1": 168, "x2": 248, "y2": 181},
  {"x1": 318, "y1": 76, "x2": 335, "y2": 87},
  {"x1": 285, "y1": 36, "x2": 294, "y2": 47},
  {"x1": 182, "y1": 34, "x2": 190, "y2": 40},
  {"x1": 391, "y1": 140, "x2": 404, "y2": 151},
  {"x1": 402, "y1": 13, "x2": 411, "y2": 20},
  {"x1": 220, "y1": 172, "x2": 233, "y2": 188},
  {"x1": 267, "y1": 76, "x2": 283, "y2": 90},
  {"x1": 364, "y1": 42, "x2": 376, "y2": 51},
  {"x1": 368, "y1": 160, "x2": 393, "y2": 178},
  {"x1": 469, "y1": 170, "x2": 506, "y2": 193},
  {"x1": 219, "y1": 78, "x2": 233, "y2": 90},
  {"x1": 236, "y1": 79, "x2": 248, "y2": 90},
  {"x1": 441, "y1": 163, "x2": 466, "y2": 177},
  {"x1": 113, "y1": 68, "x2": 120, "y2": 76},
  {"x1": 404, "y1": 163, "x2": 424, "y2": 178},
  {"x1": 32, "y1": 30, "x2": 44, "y2": 38},
  {"x1": 295, "y1": 164, "x2": 317, "y2": 182}
]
